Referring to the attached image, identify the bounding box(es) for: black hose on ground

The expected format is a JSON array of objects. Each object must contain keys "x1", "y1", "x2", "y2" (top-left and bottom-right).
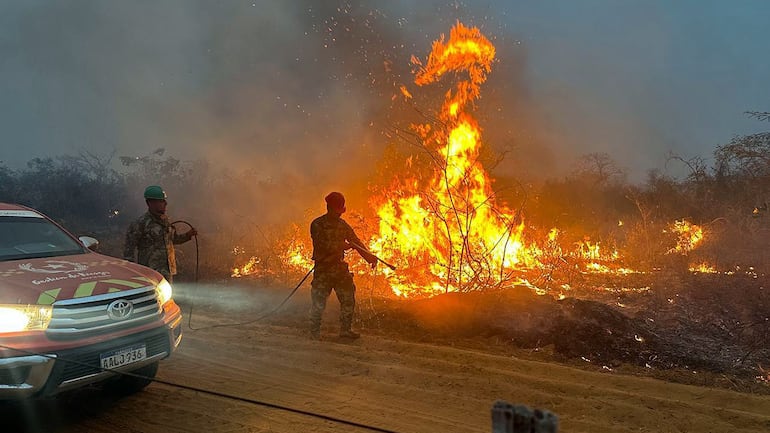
[
  {"x1": 185, "y1": 265, "x2": 314, "y2": 331},
  {"x1": 0, "y1": 343, "x2": 398, "y2": 433}
]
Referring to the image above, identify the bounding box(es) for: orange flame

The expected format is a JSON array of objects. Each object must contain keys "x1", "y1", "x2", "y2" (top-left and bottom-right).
[
  {"x1": 399, "y1": 85, "x2": 413, "y2": 99},
  {"x1": 230, "y1": 23, "x2": 719, "y2": 297},
  {"x1": 666, "y1": 220, "x2": 704, "y2": 255},
  {"x1": 231, "y1": 256, "x2": 263, "y2": 278},
  {"x1": 689, "y1": 263, "x2": 717, "y2": 273},
  {"x1": 369, "y1": 22, "x2": 534, "y2": 297},
  {"x1": 232, "y1": 224, "x2": 312, "y2": 278}
]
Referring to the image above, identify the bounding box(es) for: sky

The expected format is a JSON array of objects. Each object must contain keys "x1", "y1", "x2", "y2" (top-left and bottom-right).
[{"x1": 1, "y1": 0, "x2": 768, "y2": 185}]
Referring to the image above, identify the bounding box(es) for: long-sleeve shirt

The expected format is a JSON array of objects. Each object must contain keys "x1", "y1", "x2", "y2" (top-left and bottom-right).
[
  {"x1": 124, "y1": 211, "x2": 190, "y2": 279},
  {"x1": 310, "y1": 212, "x2": 365, "y2": 272}
]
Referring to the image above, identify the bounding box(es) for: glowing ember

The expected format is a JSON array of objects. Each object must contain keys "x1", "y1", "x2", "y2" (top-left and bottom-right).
[
  {"x1": 689, "y1": 263, "x2": 717, "y2": 274},
  {"x1": 576, "y1": 239, "x2": 609, "y2": 261},
  {"x1": 232, "y1": 256, "x2": 266, "y2": 278}
]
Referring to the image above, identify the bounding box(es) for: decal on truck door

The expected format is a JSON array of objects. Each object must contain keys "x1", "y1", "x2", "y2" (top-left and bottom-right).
[{"x1": 18, "y1": 260, "x2": 88, "y2": 274}]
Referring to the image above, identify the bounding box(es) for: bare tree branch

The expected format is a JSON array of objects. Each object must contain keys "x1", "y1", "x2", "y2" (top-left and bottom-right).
[{"x1": 745, "y1": 111, "x2": 770, "y2": 122}]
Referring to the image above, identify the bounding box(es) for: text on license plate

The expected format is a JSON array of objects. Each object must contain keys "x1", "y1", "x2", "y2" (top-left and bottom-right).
[{"x1": 100, "y1": 344, "x2": 147, "y2": 369}]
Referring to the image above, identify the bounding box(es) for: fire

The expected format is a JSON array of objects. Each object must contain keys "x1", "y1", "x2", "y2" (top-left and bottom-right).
[
  {"x1": 666, "y1": 220, "x2": 704, "y2": 255},
  {"x1": 399, "y1": 85, "x2": 412, "y2": 99},
  {"x1": 689, "y1": 263, "x2": 717, "y2": 273},
  {"x1": 231, "y1": 256, "x2": 263, "y2": 278},
  {"x1": 232, "y1": 224, "x2": 312, "y2": 278},
  {"x1": 576, "y1": 239, "x2": 602, "y2": 260},
  {"x1": 285, "y1": 242, "x2": 313, "y2": 269},
  {"x1": 230, "y1": 23, "x2": 720, "y2": 299},
  {"x1": 368, "y1": 22, "x2": 534, "y2": 297}
]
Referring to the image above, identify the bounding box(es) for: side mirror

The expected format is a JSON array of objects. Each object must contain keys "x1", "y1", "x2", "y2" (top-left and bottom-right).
[{"x1": 79, "y1": 236, "x2": 99, "y2": 251}]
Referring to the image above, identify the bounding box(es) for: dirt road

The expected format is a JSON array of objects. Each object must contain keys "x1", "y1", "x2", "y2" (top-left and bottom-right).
[{"x1": 4, "y1": 283, "x2": 770, "y2": 433}]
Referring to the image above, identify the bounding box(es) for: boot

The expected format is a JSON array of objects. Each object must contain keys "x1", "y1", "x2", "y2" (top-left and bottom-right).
[{"x1": 339, "y1": 329, "x2": 360, "y2": 339}]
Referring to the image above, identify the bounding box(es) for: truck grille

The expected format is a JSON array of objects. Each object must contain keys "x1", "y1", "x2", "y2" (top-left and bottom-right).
[
  {"x1": 47, "y1": 286, "x2": 161, "y2": 338},
  {"x1": 58, "y1": 331, "x2": 169, "y2": 382}
]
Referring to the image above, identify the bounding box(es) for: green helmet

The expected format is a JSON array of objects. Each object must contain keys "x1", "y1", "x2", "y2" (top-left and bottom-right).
[{"x1": 143, "y1": 185, "x2": 167, "y2": 200}]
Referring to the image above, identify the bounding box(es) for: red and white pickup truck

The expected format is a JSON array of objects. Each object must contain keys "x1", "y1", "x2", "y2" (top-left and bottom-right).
[{"x1": 0, "y1": 203, "x2": 183, "y2": 398}]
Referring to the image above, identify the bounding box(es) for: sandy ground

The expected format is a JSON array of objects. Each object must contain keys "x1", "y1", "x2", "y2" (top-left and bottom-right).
[{"x1": 4, "y1": 283, "x2": 770, "y2": 433}]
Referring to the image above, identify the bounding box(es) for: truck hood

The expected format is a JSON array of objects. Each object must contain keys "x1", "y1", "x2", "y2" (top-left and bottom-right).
[{"x1": 0, "y1": 252, "x2": 162, "y2": 305}]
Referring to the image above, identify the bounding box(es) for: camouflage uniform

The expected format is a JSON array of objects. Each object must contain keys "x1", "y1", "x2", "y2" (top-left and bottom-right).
[
  {"x1": 309, "y1": 212, "x2": 366, "y2": 335},
  {"x1": 124, "y1": 211, "x2": 192, "y2": 281}
]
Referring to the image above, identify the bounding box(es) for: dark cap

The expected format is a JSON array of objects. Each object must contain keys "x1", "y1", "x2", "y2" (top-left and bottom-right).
[{"x1": 325, "y1": 192, "x2": 345, "y2": 208}]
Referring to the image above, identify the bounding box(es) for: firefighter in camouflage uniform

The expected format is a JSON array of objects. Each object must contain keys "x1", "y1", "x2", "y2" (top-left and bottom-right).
[
  {"x1": 309, "y1": 192, "x2": 377, "y2": 340},
  {"x1": 124, "y1": 185, "x2": 197, "y2": 282}
]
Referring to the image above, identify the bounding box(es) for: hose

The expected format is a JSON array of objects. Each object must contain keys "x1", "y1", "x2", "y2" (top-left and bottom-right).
[
  {"x1": 186, "y1": 266, "x2": 314, "y2": 331},
  {"x1": 171, "y1": 220, "x2": 314, "y2": 332},
  {"x1": 167, "y1": 223, "x2": 387, "y2": 331},
  {"x1": 170, "y1": 220, "x2": 203, "y2": 331},
  {"x1": 0, "y1": 343, "x2": 398, "y2": 433},
  {"x1": 0, "y1": 224, "x2": 397, "y2": 431},
  {"x1": 171, "y1": 220, "x2": 198, "y2": 282}
]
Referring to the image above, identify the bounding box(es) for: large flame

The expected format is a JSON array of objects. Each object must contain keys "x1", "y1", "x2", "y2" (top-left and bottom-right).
[{"x1": 368, "y1": 22, "x2": 533, "y2": 297}]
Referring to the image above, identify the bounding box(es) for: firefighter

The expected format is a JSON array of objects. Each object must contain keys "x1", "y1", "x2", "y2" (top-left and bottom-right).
[
  {"x1": 124, "y1": 185, "x2": 197, "y2": 282},
  {"x1": 309, "y1": 192, "x2": 377, "y2": 340}
]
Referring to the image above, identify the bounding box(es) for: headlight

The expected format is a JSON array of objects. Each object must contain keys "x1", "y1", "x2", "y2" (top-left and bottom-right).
[
  {"x1": 0, "y1": 305, "x2": 53, "y2": 333},
  {"x1": 156, "y1": 278, "x2": 173, "y2": 306}
]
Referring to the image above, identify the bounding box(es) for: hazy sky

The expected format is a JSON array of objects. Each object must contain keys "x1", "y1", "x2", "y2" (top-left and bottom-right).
[{"x1": 1, "y1": 0, "x2": 768, "y2": 183}]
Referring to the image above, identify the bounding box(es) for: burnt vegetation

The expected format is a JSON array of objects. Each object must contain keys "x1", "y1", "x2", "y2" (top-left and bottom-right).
[{"x1": 2, "y1": 114, "x2": 770, "y2": 391}]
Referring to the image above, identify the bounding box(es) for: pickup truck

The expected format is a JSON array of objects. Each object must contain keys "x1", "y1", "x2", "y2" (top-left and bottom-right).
[{"x1": 0, "y1": 202, "x2": 183, "y2": 398}]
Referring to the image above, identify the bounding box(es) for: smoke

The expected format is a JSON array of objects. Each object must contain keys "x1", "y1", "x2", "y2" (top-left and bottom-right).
[
  {"x1": 1, "y1": 4, "x2": 542, "y2": 175},
  {"x1": 3, "y1": 1, "x2": 767, "y2": 229}
]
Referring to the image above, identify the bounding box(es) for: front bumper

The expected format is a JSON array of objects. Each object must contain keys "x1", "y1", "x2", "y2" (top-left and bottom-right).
[{"x1": 0, "y1": 311, "x2": 182, "y2": 399}]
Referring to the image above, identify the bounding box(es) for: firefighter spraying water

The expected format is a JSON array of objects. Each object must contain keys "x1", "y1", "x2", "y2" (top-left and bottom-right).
[{"x1": 308, "y1": 192, "x2": 378, "y2": 340}]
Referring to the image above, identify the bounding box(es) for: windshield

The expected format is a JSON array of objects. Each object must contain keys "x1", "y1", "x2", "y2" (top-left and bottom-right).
[{"x1": 0, "y1": 216, "x2": 87, "y2": 261}]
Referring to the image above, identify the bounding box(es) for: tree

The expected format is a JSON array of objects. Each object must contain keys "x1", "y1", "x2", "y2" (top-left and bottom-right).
[
  {"x1": 714, "y1": 132, "x2": 770, "y2": 180},
  {"x1": 0, "y1": 163, "x2": 17, "y2": 202},
  {"x1": 570, "y1": 152, "x2": 627, "y2": 187},
  {"x1": 746, "y1": 111, "x2": 770, "y2": 122}
]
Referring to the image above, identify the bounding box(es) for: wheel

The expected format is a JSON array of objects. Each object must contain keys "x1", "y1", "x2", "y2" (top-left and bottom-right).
[{"x1": 102, "y1": 361, "x2": 158, "y2": 396}]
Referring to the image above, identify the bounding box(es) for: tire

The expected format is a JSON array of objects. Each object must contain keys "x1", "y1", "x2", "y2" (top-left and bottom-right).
[{"x1": 103, "y1": 361, "x2": 159, "y2": 396}]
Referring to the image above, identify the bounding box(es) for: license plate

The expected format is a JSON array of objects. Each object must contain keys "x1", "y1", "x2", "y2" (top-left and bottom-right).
[{"x1": 100, "y1": 344, "x2": 147, "y2": 369}]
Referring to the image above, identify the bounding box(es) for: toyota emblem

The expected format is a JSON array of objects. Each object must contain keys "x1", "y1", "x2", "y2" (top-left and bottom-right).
[{"x1": 107, "y1": 299, "x2": 133, "y2": 320}]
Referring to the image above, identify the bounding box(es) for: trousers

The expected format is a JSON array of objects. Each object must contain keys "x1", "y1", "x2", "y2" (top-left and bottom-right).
[{"x1": 309, "y1": 268, "x2": 356, "y2": 332}]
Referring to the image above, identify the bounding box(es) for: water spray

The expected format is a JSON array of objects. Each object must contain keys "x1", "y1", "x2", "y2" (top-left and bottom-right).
[{"x1": 172, "y1": 220, "x2": 394, "y2": 331}]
